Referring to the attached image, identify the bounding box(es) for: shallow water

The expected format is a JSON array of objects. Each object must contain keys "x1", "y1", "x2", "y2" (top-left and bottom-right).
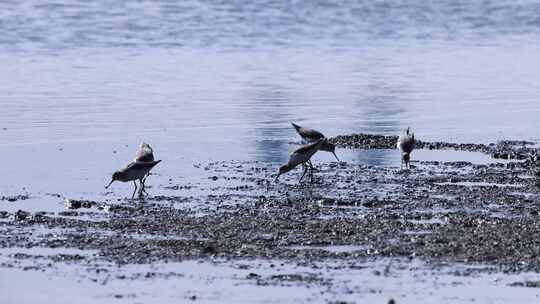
[
  {"x1": 2, "y1": 2, "x2": 540, "y2": 195},
  {"x1": 1, "y1": 1, "x2": 540, "y2": 302},
  {"x1": 1, "y1": 257, "x2": 539, "y2": 304}
]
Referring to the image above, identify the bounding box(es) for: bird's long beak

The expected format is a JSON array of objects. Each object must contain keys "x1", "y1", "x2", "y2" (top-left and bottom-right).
[
  {"x1": 332, "y1": 151, "x2": 340, "y2": 162},
  {"x1": 105, "y1": 179, "x2": 114, "y2": 189},
  {"x1": 274, "y1": 174, "x2": 281, "y2": 182}
]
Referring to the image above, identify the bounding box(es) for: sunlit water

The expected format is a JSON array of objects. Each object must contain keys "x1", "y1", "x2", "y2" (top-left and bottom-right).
[
  {"x1": 1, "y1": 1, "x2": 540, "y2": 302},
  {"x1": 0, "y1": 1, "x2": 539, "y2": 196},
  {"x1": 3, "y1": 257, "x2": 539, "y2": 304},
  {"x1": 1, "y1": 0, "x2": 539, "y2": 197}
]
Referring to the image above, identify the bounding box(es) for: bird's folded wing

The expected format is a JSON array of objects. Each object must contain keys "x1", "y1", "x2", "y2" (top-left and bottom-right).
[
  {"x1": 125, "y1": 160, "x2": 161, "y2": 170},
  {"x1": 294, "y1": 139, "x2": 323, "y2": 153}
]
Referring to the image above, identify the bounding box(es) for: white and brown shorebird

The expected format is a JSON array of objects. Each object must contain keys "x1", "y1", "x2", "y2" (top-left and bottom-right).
[
  {"x1": 106, "y1": 143, "x2": 161, "y2": 197},
  {"x1": 397, "y1": 127, "x2": 415, "y2": 169},
  {"x1": 133, "y1": 142, "x2": 154, "y2": 183},
  {"x1": 134, "y1": 142, "x2": 154, "y2": 163},
  {"x1": 276, "y1": 138, "x2": 325, "y2": 182},
  {"x1": 291, "y1": 123, "x2": 339, "y2": 162}
]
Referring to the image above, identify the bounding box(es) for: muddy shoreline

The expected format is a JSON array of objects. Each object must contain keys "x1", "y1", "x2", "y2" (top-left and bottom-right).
[
  {"x1": 331, "y1": 133, "x2": 537, "y2": 160},
  {"x1": 1, "y1": 134, "x2": 540, "y2": 301}
]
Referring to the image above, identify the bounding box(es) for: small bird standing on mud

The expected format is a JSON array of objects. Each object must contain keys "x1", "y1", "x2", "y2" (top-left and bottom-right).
[
  {"x1": 276, "y1": 138, "x2": 325, "y2": 182},
  {"x1": 397, "y1": 127, "x2": 415, "y2": 169},
  {"x1": 106, "y1": 143, "x2": 161, "y2": 197},
  {"x1": 106, "y1": 160, "x2": 162, "y2": 197},
  {"x1": 291, "y1": 122, "x2": 339, "y2": 162}
]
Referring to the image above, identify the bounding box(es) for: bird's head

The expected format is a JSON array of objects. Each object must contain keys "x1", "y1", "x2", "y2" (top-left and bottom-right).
[
  {"x1": 321, "y1": 141, "x2": 335, "y2": 152},
  {"x1": 320, "y1": 141, "x2": 340, "y2": 162},
  {"x1": 105, "y1": 171, "x2": 123, "y2": 189},
  {"x1": 275, "y1": 165, "x2": 293, "y2": 181}
]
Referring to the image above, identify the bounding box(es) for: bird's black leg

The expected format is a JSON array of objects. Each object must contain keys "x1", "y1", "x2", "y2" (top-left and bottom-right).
[
  {"x1": 142, "y1": 178, "x2": 148, "y2": 195},
  {"x1": 299, "y1": 163, "x2": 308, "y2": 182},
  {"x1": 132, "y1": 181, "x2": 138, "y2": 199},
  {"x1": 142, "y1": 173, "x2": 150, "y2": 185},
  {"x1": 139, "y1": 178, "x2": 146, "y2": 196},
  {"x1": 307, "y1": 160, "x2": 316, "y2": 172},
  {"x1": 141, "y1": 174, "x2": 150, "y2": 195}
]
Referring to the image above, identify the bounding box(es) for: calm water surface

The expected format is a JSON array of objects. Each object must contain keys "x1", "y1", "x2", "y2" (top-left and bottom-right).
[
  {"x1": 1, "y1": 1, "x2": 540, "y2": 302},
  {"x1": 0, "y1": 1, "x2": 539, "y2": 191}
]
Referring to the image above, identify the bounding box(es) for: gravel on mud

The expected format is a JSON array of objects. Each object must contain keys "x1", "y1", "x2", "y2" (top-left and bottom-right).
[{"x1": 2, "y1": 134, "x2": 540, "y2": 276}]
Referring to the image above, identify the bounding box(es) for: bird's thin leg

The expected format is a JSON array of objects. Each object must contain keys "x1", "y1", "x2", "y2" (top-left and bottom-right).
[
  {"x1": 142, "y1": 172, "x2": 150, "y2": 184},
  {"x1": 142, "y1": 174, "x2": 150, "y2": 194},
  {"x1": 138, "y1": 179, "x2": 146, "y2": 196},
  {"x1": 307, "y1": 160, "x2": 316, "y2": 172},
  {"x1": 132, "y1": 181, "x2": 138, "y2": 199},
  {"x1": 141, "y1": 178, "x2": 148, "y2": 195},
  {"x1": 299, "y1": 164, "x2": 308, "y2": 182}
]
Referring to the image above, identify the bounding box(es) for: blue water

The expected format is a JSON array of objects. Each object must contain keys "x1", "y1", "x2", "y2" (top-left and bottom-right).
[
  {"x1": 0, "y1": 0, "x2": 539, "y2": 192},
  {"x1": 1, "y1": 2, "x2": 540, "y2": 303},
  {"x1": 2, "y1": 1, "x2": 540, "y2": 51}
]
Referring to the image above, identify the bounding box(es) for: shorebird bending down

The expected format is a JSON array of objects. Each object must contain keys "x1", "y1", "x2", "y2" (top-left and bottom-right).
[
  {"x1": 276, "y1": 138, "x2": 325, "y2": 183},
  {"x1": 134, "y1": 142, "x2": 154, "y2": 183},
  {"x1": 291, "y1": 123, "x2": 339, "y2": 162},
  {"x1": 397, "y1": 127, "x2": 415, "y2": 169},
  {"x1": 106, "y1": 160, "x2": 162, "y2": 198}
]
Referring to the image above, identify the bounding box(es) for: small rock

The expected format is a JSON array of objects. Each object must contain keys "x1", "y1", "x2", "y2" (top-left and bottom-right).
[
  {"x1": 65, "y1": 199, "x2": 82, "y2": 209},
  {"x1": 14, "y1": 210, "x2": 29, "y2": 221},
  {"x1": 202, "y1": 244, "x2": 217, "y2": 254},
  {"x1": 246, "y1": 273, "x2": 260, "y2": 279}
]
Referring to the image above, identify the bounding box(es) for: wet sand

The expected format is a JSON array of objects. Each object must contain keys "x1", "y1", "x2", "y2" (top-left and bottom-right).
[{"x1": 1, "y1": 134, "x2": 540, "y2": 303}]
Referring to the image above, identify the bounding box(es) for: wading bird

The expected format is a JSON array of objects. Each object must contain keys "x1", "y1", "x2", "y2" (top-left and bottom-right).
[
  {"x1": 106, "y1": 143, "x2": 161, "y2": 197},
  {"x1": 397, "y1": 127, "x2": 415, "y2": 169},
  {"x1": 276, "y1": 138, "x2": 325, "y2": 183},
  {"x1": 105, "y1": 160, "x2": 161, "y2": 198},
  {"x1": 291, "y1": 123, "x2": 339, "y2": 162}
]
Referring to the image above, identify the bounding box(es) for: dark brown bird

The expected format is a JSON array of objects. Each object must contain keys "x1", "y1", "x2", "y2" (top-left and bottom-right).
[
  {"x1": 276, "y1": 138, "x2": 325, "y2": 182},
  {"x1": 106, "y1": 160, "x2": 161, "y2": 198},
  {"x1": 291, "y1": 123, "x2": 339, "y2": 162}
]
